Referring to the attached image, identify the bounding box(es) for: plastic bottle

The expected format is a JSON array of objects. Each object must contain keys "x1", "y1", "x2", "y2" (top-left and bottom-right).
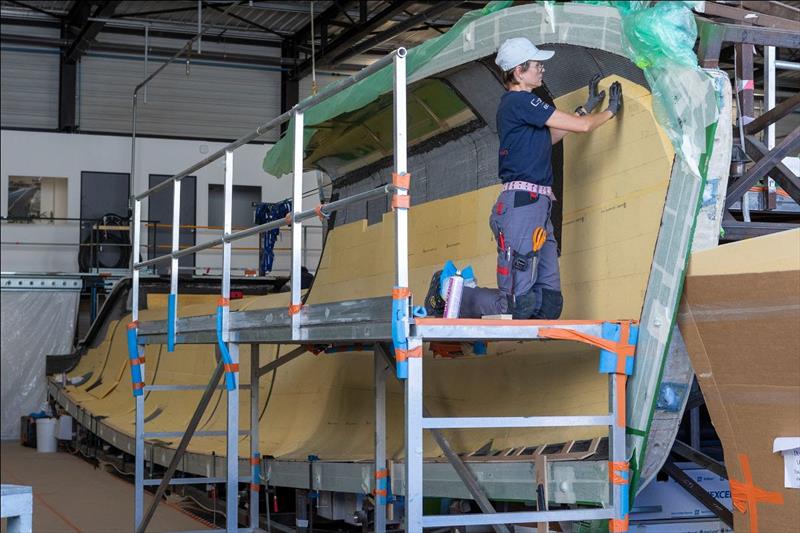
[{"x1": 443, "y1": 272, "x2": 464, "y2": 319}]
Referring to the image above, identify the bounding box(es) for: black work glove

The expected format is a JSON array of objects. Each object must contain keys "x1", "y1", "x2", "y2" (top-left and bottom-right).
[
  {"x1": 605, "y1": 81, "x2": 623, "y2": 116},
  {"x1": 583, "y1": 74, "x2": 606, "y2": 113}
]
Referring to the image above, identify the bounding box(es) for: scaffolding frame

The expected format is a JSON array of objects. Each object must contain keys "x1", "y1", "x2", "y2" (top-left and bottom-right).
[{"x1": 127, "y1": 46, "x2": 637, "y2": 532}]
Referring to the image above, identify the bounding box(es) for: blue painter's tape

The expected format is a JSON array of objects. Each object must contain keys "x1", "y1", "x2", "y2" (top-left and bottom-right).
[
  {"x1": 396, "y1": 359, "x2": 408, "y2": 380},
  {"x1": 167, "y1": 294, "x2": 176, "y2": 352},
  {"x1": 391, "y1": 293, "x2": 408, "y2": 349},
  {"x1": 376, "y1": 476, "x2": 388, "y2": 504},
  {"x1": 599, "y1": 322, "x2": 636, "y2": 375},
  {"x1": 391, "y1": 288, "x2": 409, "y2": 380},
  {"x1": 252, "y1": 452, "x2": 261, "y2": 484},
  {"x1": 215, "y1": 306, "x2": 236, "y2": 391},
  {"x1": 127, "y1": 327, "x2": 144, "y2": 396},
  {"x1": 620, "y1": 469, "x2": 630, "y2": 518}
]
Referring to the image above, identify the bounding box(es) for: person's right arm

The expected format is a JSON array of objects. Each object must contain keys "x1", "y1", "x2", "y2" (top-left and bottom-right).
[
  {"x1": 546, "y1": 109, "x2": 613, "y2": 133},
  {"x1": 545, "y1": 80, "x2": 622, "y2": 134}
]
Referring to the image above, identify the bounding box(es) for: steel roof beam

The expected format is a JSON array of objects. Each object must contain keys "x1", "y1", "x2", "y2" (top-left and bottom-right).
[
  {"x1": 328, "y1": 1, "x2": 462, "y2": 66},
  {"x1": 294, "y1": 0, "x2": 412, "y2": 77},
  {"x1": 64, "y1": 0, "x2": 121, "y2": 62}
]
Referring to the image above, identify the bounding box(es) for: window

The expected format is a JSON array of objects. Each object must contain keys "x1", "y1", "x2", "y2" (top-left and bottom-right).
[
  {"x1": 208, "y1": 184, "x2": 261, "y2": 229},
  {"x1": 7, "y1": 176, "x2": 68, "y2": 219}
]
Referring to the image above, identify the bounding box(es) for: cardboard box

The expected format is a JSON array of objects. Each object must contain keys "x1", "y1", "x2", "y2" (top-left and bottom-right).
[
  {"x1": 632, "y1": 464, "x2": 731, "y2": 521},
  {"x1": 678, "y1": 230, "x2": 800, "y2": 532}
]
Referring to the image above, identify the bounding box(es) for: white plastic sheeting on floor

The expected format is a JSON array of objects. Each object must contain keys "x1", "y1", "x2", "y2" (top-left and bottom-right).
[{"x1": 1, "y1": 289, "x2": 78, "y2": 439}]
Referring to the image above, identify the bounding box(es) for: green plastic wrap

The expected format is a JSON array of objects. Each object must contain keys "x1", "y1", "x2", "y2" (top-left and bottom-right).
[
  {"x1": 262, "y1": 0, "x2": 513, "y2": 177},
  {"x1": 576, "y1": 1, "x2": 714, "y2": 177}
]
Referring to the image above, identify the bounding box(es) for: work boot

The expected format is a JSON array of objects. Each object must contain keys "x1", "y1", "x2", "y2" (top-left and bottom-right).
[{"x1": 424, "y1": 270, "x2": 446, "y2": 317}]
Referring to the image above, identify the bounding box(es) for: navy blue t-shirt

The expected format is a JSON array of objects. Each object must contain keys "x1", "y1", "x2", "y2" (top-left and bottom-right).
[{"x1": 496, "y1": 91, "x2": 556, "y2": 186}]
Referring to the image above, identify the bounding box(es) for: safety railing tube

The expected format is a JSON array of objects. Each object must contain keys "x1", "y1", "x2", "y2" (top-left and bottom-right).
[
  {"x1": 134, "y1": 48, "x2": 405, "y2": 203},
  {"x1": 290, "y1": 110, "x2": 305, "y2": 335},
  {"x1": 133, "y1": 184, "x2": 397, "y2": 271}
]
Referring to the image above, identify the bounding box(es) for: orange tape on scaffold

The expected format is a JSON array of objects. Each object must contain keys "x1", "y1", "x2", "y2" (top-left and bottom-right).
[
  {"x1": 395, "y1": 345, "x2": 422, "y2": 362},
  {"x1": 223, "y1": 363, "x2": 240, "y2": 373},
  {"x1": 609, "y1": 517, "x2": 628, "y2": 532},
  {"x1": 288, "y1": 303, "x2": 303, "y2": 315},
  {"x1": 250, "y1": 456, "x2": 260, "y2": 465},
  {"x1": 132, "y1": 382, "x2": 145, "y2": 391},
  {"x1": 730, "y1": 454, "x2": 784, "y2": 533},
  {"x1": 609, "y1": 462, "x2": 629, "y2": 484},
  {"x1": 374, "y1": 489, "x2": 388, "y2": 496},
  {"x1": 218, "y1": 297, "x2": 230, "y2": 307},
  {"x1": 392, "y1": 287, "x2": 410, "y2": 300},
  {"x1": 128, "y1": 357, "x2": 146, "y2": 366},
  {"x1": 392, "y1": 172, "x2": 411, "y2": 190},
  {"x1": 250, "y1": 483, "x2": 260, "y2": 492},
  {"x1": 392, "y1": 195, "x2": 411, "y2": 209},
  {"x1": 538, "y1": 327, "x2": 635, "y2": 358},
  {"x1": 127, "y1": 321, "x2": 139, "y2": 330},
  {"x1": 375, "y1": 469, "x2": 389, "y2": 479},
  {"x1": 314, "y1": 204, "x2": 328, "y2": 221}
]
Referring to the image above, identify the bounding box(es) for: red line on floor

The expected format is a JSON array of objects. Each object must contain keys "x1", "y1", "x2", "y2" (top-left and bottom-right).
[{"x1": 1, "y1": 466, "x2": 83, "y2": 533}]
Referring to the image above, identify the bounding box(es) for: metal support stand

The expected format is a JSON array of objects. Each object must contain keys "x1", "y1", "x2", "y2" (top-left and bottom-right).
[
  {"x1": 250, "y1": 344, "x2": 260, "y2": 531},
  {"x1": 374, "y1": 350, "x2": 388, "y2": 533}
]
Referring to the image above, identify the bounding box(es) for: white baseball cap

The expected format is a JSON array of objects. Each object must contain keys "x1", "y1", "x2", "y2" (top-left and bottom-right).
[{"x1": 495, "y1": 38, "x2": 554, "y2": 71}]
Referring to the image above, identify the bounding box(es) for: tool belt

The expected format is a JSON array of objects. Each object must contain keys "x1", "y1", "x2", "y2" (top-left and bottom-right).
[
  {"x1": 512, "y1": 250, "x2": 536, "y2": 271},
  {"x1": 502, "y1": 181, "x2": 556, "y2": 201}
]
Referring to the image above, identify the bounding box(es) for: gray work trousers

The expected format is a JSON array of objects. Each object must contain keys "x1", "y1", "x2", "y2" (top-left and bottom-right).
[{"x1": 460, "y1": 190, "x2": 562, "y2": 319}]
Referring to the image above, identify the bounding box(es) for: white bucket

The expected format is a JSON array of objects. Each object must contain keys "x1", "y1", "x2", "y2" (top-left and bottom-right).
[
  {"x1": 57, "y1": 415, "x2": 73, "y2": 440},
  {"x1": 36, "y1": 418, "x2": 58, "y2": 453}
]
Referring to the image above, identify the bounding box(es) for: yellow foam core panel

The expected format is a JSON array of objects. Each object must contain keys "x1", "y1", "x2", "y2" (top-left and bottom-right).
[{"x1": 64, "y1": 77, "x2": 674, "y2": 461}]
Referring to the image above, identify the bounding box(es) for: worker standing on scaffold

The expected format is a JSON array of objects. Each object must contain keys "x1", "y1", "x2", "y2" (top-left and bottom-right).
[{"x1": 426, "y1": 37, "x2": 623, "y2": 319}]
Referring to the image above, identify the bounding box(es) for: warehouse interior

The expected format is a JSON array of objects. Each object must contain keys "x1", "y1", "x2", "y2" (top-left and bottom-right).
[{"x1": 1, "y1": 1, "x2": 799, "y2": 532}]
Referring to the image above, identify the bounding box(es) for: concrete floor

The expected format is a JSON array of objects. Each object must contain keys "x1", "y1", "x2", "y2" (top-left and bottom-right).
[{"x1": 1, "y1": 441, "x2": 210, "y2": 532}]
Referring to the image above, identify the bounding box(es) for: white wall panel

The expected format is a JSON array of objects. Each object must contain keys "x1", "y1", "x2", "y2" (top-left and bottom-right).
[
  {"x1": 79, "y1": 53, "x2": 282, "y2": 141},
  {"x1": 0, "y1": 47, "x2": 59, "y2": 129}
]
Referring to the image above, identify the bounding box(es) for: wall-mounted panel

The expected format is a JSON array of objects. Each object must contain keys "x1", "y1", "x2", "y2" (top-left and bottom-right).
[
  {"x1": 79, "y1": 53, "x2": 282, "y2": 141},
  {"x1": 0, "y1": 47, "x2": 59, "y2": 129}
]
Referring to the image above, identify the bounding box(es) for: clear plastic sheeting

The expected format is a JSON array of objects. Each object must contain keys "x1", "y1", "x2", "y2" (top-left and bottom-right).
[{"x1": 1, "y1": 289, "x2": 78, "y2": 439}]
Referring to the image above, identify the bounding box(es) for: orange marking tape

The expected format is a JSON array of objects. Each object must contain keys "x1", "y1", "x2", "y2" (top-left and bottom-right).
[
  {"x1": 609, "y1": 461, "x2": 629, "y2": 484},
  {"x1": 538, "y1": 328, "x2": 635, "y2": 358},
  {"x1": 218, "y1": 297, "x2": 230, "y2": 307},
  {"x1": 392, "y1": 172, "x2": 411, "y2": 189},
  {"x1": 392, "y1": 287, "x2": 410, "y2": 299},
  {"x1": 132, "y1": 382, "x2": 145, "y2": 390},
  {"x1": 374, "y1": 488, "x2": 388, "y2": 496},
  {"x1": 250, "y1": 483, "x2": 260, "y2": 492},
  {"x1": 395, "y1": 346, "x2": 422, "y2": 362},
  {"x1": 616, "y1": 376, "x2": 627, "y2": 428},
  {"x1": 609, "y1": 517, "x2": 628, "y2": 532},
  {"x1": 250, "y1": 456, "x2": 260, "y2": 465},
  {"x1": 730, "y1": 454, "x2": 784, "y2": 533},
  {"x1": 127, "y1": 321, "x2": 139, "y2": 330},
  {"x1": 392, "y1": 195, "x2": 411, "y2": 209},
  {"x1": 128, "y1": 357, "x2": 146, "y2": 366},
  {"x1": 416, "y1": 318, "x2": 616, "y2": 327},
  {"x1": 375, "y1": 469, "x2": 389, "y2": 479},
  {"x1": 223, "y1": 363, "x2": 240, "y2": 373},
  {"x1": 288, "y1": 303, "x2": 303, "y2": 315}
]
